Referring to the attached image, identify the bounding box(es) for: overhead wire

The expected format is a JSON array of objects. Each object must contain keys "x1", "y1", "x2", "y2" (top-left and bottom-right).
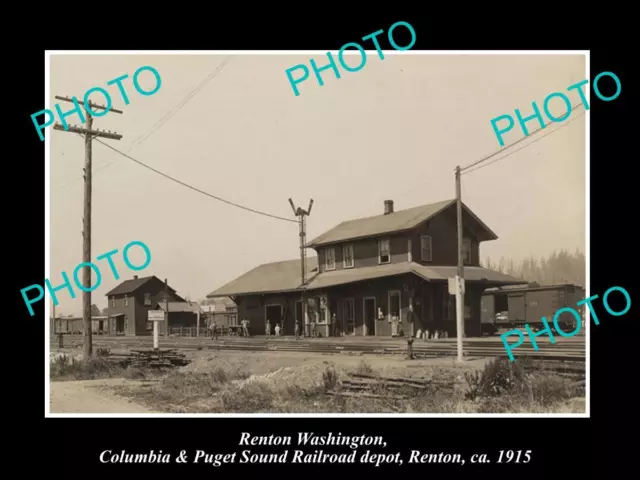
[
  {"x1": 462, "y1": 108, "x2": 587, "y2": 176},
  {"x1": 460, "y1": 102, "x2": 585, "y2": 173},
  {"x1": 93, "y1": 138, "x2": 298, "y2": 224},
  {"x1": 54, "y1": 57, "x2": 232, "y2": 190}
]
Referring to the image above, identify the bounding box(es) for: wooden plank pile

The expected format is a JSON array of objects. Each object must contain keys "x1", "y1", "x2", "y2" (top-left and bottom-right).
[
  {"x1": 328, "y1": 373, "x2": 452, "y2": 400},
  {"x1": 106, "y1": 348, "x2": 191, "y2": 368}
]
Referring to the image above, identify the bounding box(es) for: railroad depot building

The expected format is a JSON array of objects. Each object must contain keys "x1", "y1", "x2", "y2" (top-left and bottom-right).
[
  {"x1": 207, "y1": 199, "x2": 523, "y2": 338},
  {"x1": 105, "y1": 275, "x2": 185, "y2": 336}
]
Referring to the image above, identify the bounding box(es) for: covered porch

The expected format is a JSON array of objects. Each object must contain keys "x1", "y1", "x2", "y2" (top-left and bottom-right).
[
  {"x1": 108, "y1": 313, "x2": 126, "y2": 336},
  {"x1": 304, "y1": 263, "x2": 524, "y2": 338}
]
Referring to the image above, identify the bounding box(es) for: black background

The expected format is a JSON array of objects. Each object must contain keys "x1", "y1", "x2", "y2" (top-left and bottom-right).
[{"x1": 11, "y1": 8, "x2": 634, "y2": 475}]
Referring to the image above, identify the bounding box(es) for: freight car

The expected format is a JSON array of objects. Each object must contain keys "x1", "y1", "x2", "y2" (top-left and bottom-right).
[
  {"x1": 51, "y1": 316, "x2": 109, "y2": 335},
  {"x1": 481, "y1": 283, "x2": 585, "y2": 335}
]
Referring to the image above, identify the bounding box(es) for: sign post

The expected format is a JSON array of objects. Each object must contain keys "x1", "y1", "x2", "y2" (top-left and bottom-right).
[
  {"x1": 148, "y1": 310, "x2": 165, "y2": 350},
  {"x1": 448, "y1": 276, "x2": 465, "y2": 362}
]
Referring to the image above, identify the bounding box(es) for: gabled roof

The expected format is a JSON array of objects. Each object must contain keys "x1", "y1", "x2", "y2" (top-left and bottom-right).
[
  {"x1": 207, "y1": 257, "x2": 319, "y2": 298},
  {"x1": 201, "y1": 297, "x2": 237, "y2": 312},
  {"x1": 306, "y1": 199, "x2": 498, "y2": 248},
  {"x1": 156, "y1": 302, "x2": 201, "y2": 313},
  {"x1": 484, "y1": 283, "x2": 584, "y2": 294},
  {"x1": 305, "y1": 263, "x2": 524, "y2": 290},
  {"x1": 207, "y1": 256, "x2": 524, "y2": 298},
  {"x1": 105, "y1": 275, "x2": 176, "y2": 297}
]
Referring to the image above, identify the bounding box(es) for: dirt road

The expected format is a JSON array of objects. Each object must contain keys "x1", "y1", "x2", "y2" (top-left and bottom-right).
[{"x1": 49, "y1": 378, "x2": 153, "y2": 414}]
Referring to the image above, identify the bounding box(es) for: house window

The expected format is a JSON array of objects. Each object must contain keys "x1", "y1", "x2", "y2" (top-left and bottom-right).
[
  {"x1": 124, "y1": 296, "x2": 129, "y2": 307},
  {"x1": 343, "y1": 244, "x2": 354, "y2": 268},
  {"x1": 378, "y1": 238, "x2": 390, "y2": 264},
  {"x1": 465, "y1": 304, "x2": 471, "y2": 319},
  {"x1": 111, "y1": 300, "x2": 115, "y2": 308},
  {"x1": 144, "y1": 293, "x2": 151, "y2": 306},
  {"x1": 325, "y1": 247, "x2": 336, "y2": 270},
  {"x1": 463, "y1": 239, "x2": 471, "y2": 264},
  {"x1": 529, "y1": 300, "x2": 538, "y2": 307},
  {"x1": 146, "y1": 321, "x2": 152, "y2": 330},
  {"x1": 421, "y1": 235, "x2": 432, "y2": 262}
]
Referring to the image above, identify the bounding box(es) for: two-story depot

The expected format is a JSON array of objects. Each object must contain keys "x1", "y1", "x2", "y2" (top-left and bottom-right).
[{"x1": 207, "y1": 199, "x2": 524, "y2": 338}]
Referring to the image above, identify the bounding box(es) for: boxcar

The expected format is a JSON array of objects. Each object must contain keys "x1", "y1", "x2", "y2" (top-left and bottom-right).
[
  {"x1": 52, "y1": 316, "x2": 110, "y2": 335},
  {"x1": 481, "y1": 283, "x2": 585, "y2": 334}
]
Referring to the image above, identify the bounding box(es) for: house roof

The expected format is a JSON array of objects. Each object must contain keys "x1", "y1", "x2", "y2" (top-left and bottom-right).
[
  {"x1": 105, "y1": 275, "x2": 176, "y2": 297},
  {"x1": 206, "y1": 257, "x2": 319, "y2": 297},
  {"x1": 305, "y1": 262, "x2": 524, "y2": 290},
  {"x1": 156, "y1": 302, "x2": 201, "y2": 313},
  {"x1": 208, "y1": 256, "x2": 524, "y2": 297},
  {"x1": 484, "y1": 283, "x2": 584, "y2": 294},
  {"x1": 306, "y1": 199, "x2": 499, "y2": 248}
]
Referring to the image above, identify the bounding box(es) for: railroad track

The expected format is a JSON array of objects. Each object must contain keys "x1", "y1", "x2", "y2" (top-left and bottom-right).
[{"x1": 50, "y1": 335, "x2": 585, "y2": 362}]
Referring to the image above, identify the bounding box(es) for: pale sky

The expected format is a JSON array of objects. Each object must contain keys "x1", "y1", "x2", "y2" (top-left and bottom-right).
[{"x1": 49, "y1": 53, "x2": 586, "y2": 315}]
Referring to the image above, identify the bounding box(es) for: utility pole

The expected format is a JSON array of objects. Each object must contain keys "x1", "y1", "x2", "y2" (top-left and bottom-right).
[
  {"x1": 289, "y1": 198, "x2": 313, "y2": 337},
  {"x1": 164, "y1": 279, "x2": 169, "y2": 339},
  {"x1": 53, "y1": 96, "x2": 122, "y2": 360},
  {"x1": 455, "y1": 166, "x2": 465, "y2": 362}
]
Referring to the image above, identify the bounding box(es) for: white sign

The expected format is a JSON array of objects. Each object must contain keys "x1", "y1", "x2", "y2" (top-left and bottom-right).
[
  {"x1": 448, "y1": 276, "x2": 465, "y2": 295},
  {"x1": 148, "y1": 310, "x2": 165, "y2": 322}
]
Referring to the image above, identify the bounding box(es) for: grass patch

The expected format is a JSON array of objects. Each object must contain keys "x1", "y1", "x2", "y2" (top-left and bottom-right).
[
  {"x1": 115, "y1": 355, "x2": 585, "y2": 414},
  {"x1": 50, "y1": 354, "x2": 161, "y2": 382},
  {"x1": 463, "y1": 357, "x2": 584, "y2": 412}
]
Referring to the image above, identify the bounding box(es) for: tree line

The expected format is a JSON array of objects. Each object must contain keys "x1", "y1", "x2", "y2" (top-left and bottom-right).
[{"x1": 482, "y1": 249, "x2": 586, "y2": 287}]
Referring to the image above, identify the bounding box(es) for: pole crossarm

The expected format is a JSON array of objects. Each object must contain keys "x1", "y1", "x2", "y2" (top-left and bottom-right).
[
  {"x1": 55, "y1": 95, "x2": 124, "y2": 114},
  {"x1": 53, "y1": 123, "x2": 123, "y2": 140}
]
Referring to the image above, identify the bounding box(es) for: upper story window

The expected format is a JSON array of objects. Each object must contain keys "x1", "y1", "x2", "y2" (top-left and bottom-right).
[
  {"x1": 144, "y1": 293, "x2": 151, "y2": 306},
  {"x1": 421, "y1": 235, "x2": 432, "y2": 262},
  {"x1": 124, "y1": 296, "x2": 129, "y2": 307},
  {"x1": 343, "y1": 244, "x2": 354, "y2": 268},
  {"x1": 378, "y1": 238, "x2": 390, "y2": 264},
  {"x1": 325, "y1": 247, "x2": 336, "y2": 270},
  {"x1": 111, "y1": 299, "x2": 115, "y2": 308},
  {"x1": 463, "y1": 239, "x2": 471, "y2": 264}
]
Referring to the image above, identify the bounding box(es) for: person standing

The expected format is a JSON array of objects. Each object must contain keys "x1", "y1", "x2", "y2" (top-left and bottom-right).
[
  {"x1": 310, "y1": 319, "x2": 317, "y2": 338},
  {"x1": 210, "y1": 321, "x2": 218, "y2": 340},
  {"x1": 294, "y1": 320, "x2": 300, "y2": 340},
  {"x1": 331, "y1": 313, "x2": 339, "y2": 337},
  {"x1": 242, "y1": 318, "x2": 250, "y2": 337},
  {"x1": 266, "y1": 319, "x2": 271, "y2": 338},
  {"x1": 274, "y1": 322, "x2": 280, "y2": 337}
]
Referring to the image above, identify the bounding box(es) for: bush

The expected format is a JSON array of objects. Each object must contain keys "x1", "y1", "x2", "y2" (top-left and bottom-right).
[
  {"x1": 355, "y1": 360, "x2": 374, "y2": 375},
  {"x1": 464, "y1": 357, "x2": 581, "y2": 409},
  {"x1": 322, "y1": 367, "x2": 338, "y2": 390},
  {"x1": 464, "y1": 357, "x2": 530, "y2": 400},
  {"x1": 50, "y1": 355, "x2": 120, "y2": 381}
]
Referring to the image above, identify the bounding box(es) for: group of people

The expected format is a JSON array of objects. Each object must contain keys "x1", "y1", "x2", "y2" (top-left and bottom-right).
[
  {"x1": 206, "y1": 313, "x2": 345, "y2": 339},
  {"x1": 207, "y1": 317, "x2": 251, "y2": 338},
  {"x1": 265, "y1": 319, "x2": 282, "y2": 337},
  {"x1": 415, "y1": 328, "x2": 451, "y2": 340}
]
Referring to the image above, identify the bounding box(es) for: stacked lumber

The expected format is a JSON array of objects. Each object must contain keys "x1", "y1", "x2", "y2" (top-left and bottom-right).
[
  {"x1": 106, "y1": 348, "x2": 190, "y2": 368},
  {"x1": 329, "y1": 373, "x2": 453, "y2": 400}
]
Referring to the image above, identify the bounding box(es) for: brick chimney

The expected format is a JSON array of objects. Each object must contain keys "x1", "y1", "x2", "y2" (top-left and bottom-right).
[
  {"x1": 133, "y1": 275, "x2": 138, "y2": 280},
  {"x1": 384, "y1": 200, "x2": 394, "y2": 215}
]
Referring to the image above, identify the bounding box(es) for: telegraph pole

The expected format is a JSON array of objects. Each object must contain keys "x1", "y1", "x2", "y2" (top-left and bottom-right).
[
  {"x1": 289, "y1": 198, "x2": 313, "y2": 337},
  {"x1": 455, "y1": 166, "x2": 465, "y2": 362},
  {"x1": 53, "y1": 96, "x2": 123, "y2": 360}
]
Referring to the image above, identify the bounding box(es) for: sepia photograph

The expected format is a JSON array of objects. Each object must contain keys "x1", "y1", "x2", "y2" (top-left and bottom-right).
[{"x1": 46, "y1": 51, "x2": 587, "y2": 416}]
